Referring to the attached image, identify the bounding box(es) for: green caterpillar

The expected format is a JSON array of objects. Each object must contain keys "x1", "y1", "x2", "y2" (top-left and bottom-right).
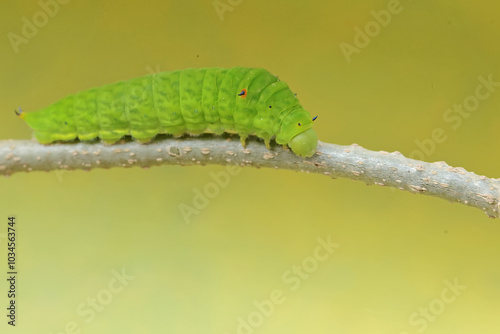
[{"x1": 18, "y1": 67, "x2": 318, "y2": 157}]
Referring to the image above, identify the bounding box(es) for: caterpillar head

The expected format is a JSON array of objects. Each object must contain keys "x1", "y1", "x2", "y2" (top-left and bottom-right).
[
  {"x1": 288, "y1": 128, "x2": 317, "y2": 158},
  {"x1": 279, "y1": 109, "x2": 318, "y2": 158}
]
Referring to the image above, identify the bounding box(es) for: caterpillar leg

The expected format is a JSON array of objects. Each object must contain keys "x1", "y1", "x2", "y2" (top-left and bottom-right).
[
  {"x1": 239, "y1": 133, "x2": 248, "y2": 148},
  {"x1": 33, "y1": 132, "x2": 55, "y2": 144},
  {"x1": 100, "y1": 138, "x2": 121, "y2": 145},
  {"x1": 209, "y1": 125, "x2": 225, "y2": 135},
  {"x1": 131, "y1": 129, "x2": 159, "y2": 143},
  {"x1": 99, "y1": 129, "x2": 129, "y2": 145},
  {"x1": 34, "y1": 131, "x2": 77, "y2": 144},
  {"x1": 255, "y1": 131, "x2": 273, "y2": 150},
  {"x1": 264, "y1": 139, "x2": 271, "y2": 150},
  {"x1": 187, "y1": 131, "x2": 203, "y2": 136},
  {"x1": 135, "y1": 137, "x2": 154, "y2": 144},
  {"x1": 78, "y1": 133, "x2": 99, "y2": 141}
]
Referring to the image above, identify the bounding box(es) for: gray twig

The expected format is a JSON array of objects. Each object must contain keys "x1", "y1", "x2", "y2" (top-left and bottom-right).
[{"x1": 1, "y1": 136, "x2": 499, "y2": 218}]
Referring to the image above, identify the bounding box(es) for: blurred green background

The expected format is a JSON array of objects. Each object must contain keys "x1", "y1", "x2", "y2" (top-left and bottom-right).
[{"x1": 1, "y1": 1, "x2": 499, "y2": 333}]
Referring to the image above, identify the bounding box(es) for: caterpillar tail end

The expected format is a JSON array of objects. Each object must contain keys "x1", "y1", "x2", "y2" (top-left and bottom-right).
[{"x1": 14, "y1": 107, "x2": 25, "y2": 119}]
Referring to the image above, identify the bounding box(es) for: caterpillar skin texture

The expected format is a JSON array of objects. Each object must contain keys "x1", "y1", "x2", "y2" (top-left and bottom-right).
[{"x1": 20, "y1": 67, "x2": 318, "y2": 157}]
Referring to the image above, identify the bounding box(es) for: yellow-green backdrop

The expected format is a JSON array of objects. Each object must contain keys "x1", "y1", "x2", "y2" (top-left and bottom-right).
[{"x1": 1, "y1": 1, "x2": 499, "y2": 333}]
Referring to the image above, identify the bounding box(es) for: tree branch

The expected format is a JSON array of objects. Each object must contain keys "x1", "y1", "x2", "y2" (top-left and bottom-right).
[{"x1": 1, "y1": 136, "x2": 499, "y2": 218}]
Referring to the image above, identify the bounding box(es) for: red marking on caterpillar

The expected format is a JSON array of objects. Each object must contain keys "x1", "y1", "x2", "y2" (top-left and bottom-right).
[{"x1": 238, "y1": 89, "x2": 247, "y2": 98}]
